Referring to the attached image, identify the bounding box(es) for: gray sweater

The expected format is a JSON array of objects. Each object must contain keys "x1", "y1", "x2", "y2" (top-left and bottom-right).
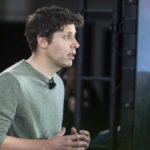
[{"x1": 0, "y1": 60, "x2": 64, "y2": 145}]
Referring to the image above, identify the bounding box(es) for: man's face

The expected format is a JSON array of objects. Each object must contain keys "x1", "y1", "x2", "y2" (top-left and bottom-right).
[{"x1": 45, "y1": 24, "x2": 79, "y2": 69}]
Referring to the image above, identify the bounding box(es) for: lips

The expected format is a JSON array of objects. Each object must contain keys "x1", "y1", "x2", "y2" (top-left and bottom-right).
[{"x1": 68, "y1": 53, "x2": 76, "y2": 60}]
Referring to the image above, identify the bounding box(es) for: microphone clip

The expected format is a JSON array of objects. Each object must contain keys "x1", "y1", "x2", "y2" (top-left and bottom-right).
[{"x1": 49, "y1": 78, "x2": 56, "y2": 89}]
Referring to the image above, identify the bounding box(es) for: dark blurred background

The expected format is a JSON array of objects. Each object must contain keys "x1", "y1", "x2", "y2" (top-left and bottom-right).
[{"x1": 0, "y1": 0, "x2": 150, "y2": 150}]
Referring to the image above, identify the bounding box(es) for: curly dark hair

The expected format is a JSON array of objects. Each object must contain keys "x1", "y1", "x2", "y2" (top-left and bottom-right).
[{"x1": 24, "y1": 5, "x2": 84, "y2": 52}]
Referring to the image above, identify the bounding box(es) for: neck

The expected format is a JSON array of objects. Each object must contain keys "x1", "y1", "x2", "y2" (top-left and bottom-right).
[{"x1": 27, "y1": 53, "x2": 60, "y2": 79}]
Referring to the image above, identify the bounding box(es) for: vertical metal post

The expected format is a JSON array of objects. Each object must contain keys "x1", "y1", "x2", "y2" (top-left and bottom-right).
[
  {"x1": 108, "y1": 0, "x2": 119, "y2": 149},
  {"x1": 75, "y1": 0, "x2": 85, "y2": 131},
  {"x1": 75, "y1": 28, "x2": 84, "y2": 130}
]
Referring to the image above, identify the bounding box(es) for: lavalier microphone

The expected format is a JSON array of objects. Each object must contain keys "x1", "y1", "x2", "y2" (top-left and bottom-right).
[{"x1": 49, "y1": 78, "x2": 56, "y2": 89}]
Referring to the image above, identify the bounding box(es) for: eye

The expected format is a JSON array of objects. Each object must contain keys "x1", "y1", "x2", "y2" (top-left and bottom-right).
[{"x1": 63, "y1": 35, "x2": 71, "y2": 39}]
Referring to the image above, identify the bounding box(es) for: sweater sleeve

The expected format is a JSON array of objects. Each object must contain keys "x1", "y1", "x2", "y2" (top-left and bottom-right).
[{"x1": 0, "y1": 72, "x2": 19, "y2": 145}]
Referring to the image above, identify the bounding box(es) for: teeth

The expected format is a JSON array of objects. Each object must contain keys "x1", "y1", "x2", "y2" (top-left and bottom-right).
[
  {"x1": 68, "y1": 53, "x2": 75, "y2": 59},
  {"x1": 68, "y1": 53, "x2": 72, "y2": 56}
]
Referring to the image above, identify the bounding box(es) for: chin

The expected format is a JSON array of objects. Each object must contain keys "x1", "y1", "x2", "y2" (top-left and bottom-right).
[
  {"x1": 59, "y1": 61, "x2": 73, "y2": 68},
  {"x1": 64, "y1": 63, "x2": 73, "y2": 68},
  {"x1": 66, "y1": 61, "x2": 73, "y2": 67},
  {"x1": 66, "y1": 63, "x2": 72, "y2": 67}
]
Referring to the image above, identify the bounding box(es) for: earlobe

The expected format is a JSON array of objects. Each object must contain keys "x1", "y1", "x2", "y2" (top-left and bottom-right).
[{"x1": 37, "y1": 36, "x2": 48, "y2": 49}]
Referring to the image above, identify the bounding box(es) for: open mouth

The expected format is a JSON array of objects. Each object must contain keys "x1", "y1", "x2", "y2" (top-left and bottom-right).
[{"x1": 68, "y1": 53, "x2": 75, "y2": 60}]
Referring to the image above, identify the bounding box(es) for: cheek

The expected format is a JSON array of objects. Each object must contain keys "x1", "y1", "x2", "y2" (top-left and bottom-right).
[
  {"x1": 47, "y1": 46, "x2": 65, "y2": 61},
  {"x1": 47, "y1": 40, "x2": 70, "y2": 59},
  {"x1": 53, "y1": 42, "x2": 68, "y2": 53},
  {"x1": 55, "y1": 44, "x2": 70, "y2": 58}
]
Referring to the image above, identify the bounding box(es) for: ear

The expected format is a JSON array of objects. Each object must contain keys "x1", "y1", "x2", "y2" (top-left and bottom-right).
[{"x1": 37, "y1": 36, "x2": 48, "y2": 49}]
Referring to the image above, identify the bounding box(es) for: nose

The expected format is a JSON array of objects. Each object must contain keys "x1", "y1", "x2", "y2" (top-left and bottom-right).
[
  {"x1": 76, "y1": 41, "x2": 80, "y2": 48},
  {"x1": 71, "y1": 38, "x2": 80, "y2": 49}
]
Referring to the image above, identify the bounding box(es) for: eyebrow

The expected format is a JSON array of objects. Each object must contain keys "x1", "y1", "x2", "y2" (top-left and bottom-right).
[{"x1": 66, "y1": 31, "x2": 76, "y2": 34}]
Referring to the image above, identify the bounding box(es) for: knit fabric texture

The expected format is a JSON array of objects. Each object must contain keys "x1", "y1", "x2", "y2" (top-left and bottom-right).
[{"x1": 0, "y1": 60, "x2": 64, "y2": 145}]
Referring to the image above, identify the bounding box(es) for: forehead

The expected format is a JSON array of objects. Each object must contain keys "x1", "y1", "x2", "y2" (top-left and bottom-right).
[
  {"x1": 62, "y1": 24, "x2": 76, "y2": 33},
  {"x1": 52, "y1": 24, "x2": 76, "y2": 39}
]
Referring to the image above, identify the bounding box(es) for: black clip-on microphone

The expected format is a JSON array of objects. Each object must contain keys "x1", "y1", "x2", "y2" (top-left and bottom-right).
[{"x1": 49, "y1": 78, "x2": 56, "y2": 89}]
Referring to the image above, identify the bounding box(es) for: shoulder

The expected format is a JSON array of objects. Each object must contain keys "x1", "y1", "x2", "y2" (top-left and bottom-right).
[
  {"x1": 0, "y1": 72, "x2": 20, "y2": 90},
  {"x1": 0, "y1": 61, "x2": 24, "y2": 89},
  {"x1": 2, "y1": 60, "x2": 25, "y2": 75}
]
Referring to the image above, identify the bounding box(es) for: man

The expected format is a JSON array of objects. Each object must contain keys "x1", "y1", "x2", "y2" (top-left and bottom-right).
[{"x1": 0, "y1": 5, "x2": 90, "y2": 150}]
